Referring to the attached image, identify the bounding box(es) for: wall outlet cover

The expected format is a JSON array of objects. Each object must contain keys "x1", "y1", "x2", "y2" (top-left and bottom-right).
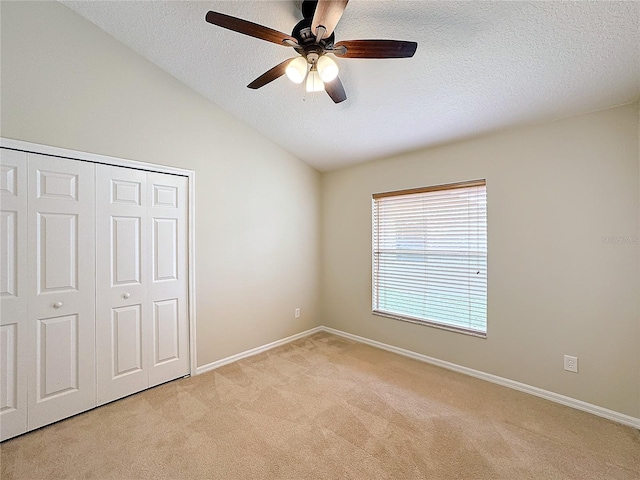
[{"x1": 564, "y1": 355, "x2": 578, "y2": 373}]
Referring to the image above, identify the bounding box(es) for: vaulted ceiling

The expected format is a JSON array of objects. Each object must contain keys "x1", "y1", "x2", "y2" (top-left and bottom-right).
[{"x1": 61, "y1": 1, "x2": 640, "y2": 171}]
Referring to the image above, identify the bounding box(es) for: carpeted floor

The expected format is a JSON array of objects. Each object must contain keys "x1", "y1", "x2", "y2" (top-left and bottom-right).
[{"x1": 1, "y1": 332, "x2": 638, "y2": 479}]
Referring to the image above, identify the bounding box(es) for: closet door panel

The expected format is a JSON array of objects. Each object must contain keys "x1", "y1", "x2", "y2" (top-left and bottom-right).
[
  {"x1": 27, "y1": 154, "x2": 95, "y2": 430},
  {"x1": 96, "y1": 165, "x2": 149, "y2": 405},
  {"x1": 0, "y1": 149, "x2": 28, "y2": 441},
  {"x1": 147, "y1": 173, "x2": 189, "y2": 386}
]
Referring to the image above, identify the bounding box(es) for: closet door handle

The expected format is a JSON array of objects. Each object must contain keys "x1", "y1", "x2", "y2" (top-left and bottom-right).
[
  {"x1": 123, "y1": 293, "x2": 131, "y2": 299},
  {"x1": 53, "y1": 301, "x2": 63, "y2": 309}
]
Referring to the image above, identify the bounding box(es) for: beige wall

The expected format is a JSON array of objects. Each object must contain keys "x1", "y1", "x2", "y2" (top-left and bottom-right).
[
  {"x1": 0, "y1": 1, "x2": 321, "y2": 367},
  {"x1": 321, "y1": 103, "x2": 640, "y2": 417}
]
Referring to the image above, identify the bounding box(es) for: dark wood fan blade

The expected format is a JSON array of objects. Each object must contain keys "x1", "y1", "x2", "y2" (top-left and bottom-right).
[
  {"x1": 205, "y1": 11, "x2": 297, "y2": 46},
  {"x1": 312, "y1": 0, "x2": 349, "y2": 38},
  {"x1": 334, "y1": 40, "x2": 417, "y2": 58},
  {"x1": 325, "y1": 76, "x2": 347, "y2": 103},
  {"x1": 247, "y1": 59, "x2": 295, "y2": 89}
]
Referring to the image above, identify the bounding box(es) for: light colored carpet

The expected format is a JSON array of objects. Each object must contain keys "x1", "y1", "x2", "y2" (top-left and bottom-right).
[{"x1": 1, "y1": 332, "x2": 638, "y2": 479}]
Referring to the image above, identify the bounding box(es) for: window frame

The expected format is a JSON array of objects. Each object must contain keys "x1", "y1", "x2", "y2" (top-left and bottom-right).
[{"x1": 372, "y1": 179, "x2": 488, "y2": 338}]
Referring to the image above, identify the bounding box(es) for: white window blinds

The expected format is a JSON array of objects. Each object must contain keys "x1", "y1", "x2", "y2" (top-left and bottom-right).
[{"x1": 372, "y1": 180, "x2": 487, "y2": 336}]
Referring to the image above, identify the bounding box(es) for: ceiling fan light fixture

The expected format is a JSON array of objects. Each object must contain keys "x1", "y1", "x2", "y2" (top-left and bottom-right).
[
  {"x1": 317, "y1": 55, "x2": 338, "y2": 82},
  {"x1": 305, "y1": 67, "x2": 325, "y2": 92},
  {"x1": 285, "y1": 57, "x2": 308, "y2": 84}
]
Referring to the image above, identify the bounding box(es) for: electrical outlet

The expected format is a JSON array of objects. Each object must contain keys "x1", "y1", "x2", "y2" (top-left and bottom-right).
[
  {"x1": 294, "y1": 308, "x2": 300, "y2": 319},
  {"x1": 564, "y1": 355, "x2": 578, "y2": 373}
]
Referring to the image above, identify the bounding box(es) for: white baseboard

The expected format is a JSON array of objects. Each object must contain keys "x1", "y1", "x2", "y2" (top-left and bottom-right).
[
  {"x1": 195, "y1": 326, "x2": 323, "y2": 375},
  {"x1": 194, "y1": 324, "x2": 639, "y2": 429},
  {"x1": 321, "y1": 326, "x2": 640, "y2": 430}
]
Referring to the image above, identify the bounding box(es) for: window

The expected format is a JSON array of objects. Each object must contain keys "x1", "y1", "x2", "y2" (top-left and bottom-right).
[{"x1": 372, "y1": 180, "x2": 487, "y2": 337}]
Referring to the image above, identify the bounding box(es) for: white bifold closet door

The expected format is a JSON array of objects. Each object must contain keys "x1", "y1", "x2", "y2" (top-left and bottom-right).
[
  {"x1": 1, "y1": 146, "x2": 190, "y2": 440},
  {"x1": 96, "y1": 165, "x2": 189, "y2": 405},
  {"x1": 0, "y1": 150, "x2": 28, "y2": 440},
  {"x1": 27, "y1": 154, "x2": 96, "y2": 430}
]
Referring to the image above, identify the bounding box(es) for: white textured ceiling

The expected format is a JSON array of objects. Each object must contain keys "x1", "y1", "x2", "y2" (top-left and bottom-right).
[{"x1": 61, "y1": 1, "x2": 639, "y2": 171}]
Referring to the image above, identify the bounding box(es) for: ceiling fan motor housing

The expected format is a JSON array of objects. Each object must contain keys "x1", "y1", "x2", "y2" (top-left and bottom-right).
[{"x1": 292, "y1": 17, "x2": 335, "y2": 62}]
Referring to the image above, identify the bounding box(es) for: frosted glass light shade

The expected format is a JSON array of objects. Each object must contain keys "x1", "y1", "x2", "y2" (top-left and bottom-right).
[
  {"x1": 285, "y1": 57, "x2": 308, "y2": 84},
  {"x1": 317, "y1": 56, "x2": 338, "y2": 82},
  {"x1": 305, "y1": 69, "x2": 325, "y2": 92}
]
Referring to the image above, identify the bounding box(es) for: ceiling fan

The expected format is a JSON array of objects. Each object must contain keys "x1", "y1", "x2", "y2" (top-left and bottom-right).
[{"x1": 205, "y1": 0, "x2": 418, "y2": 103}]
